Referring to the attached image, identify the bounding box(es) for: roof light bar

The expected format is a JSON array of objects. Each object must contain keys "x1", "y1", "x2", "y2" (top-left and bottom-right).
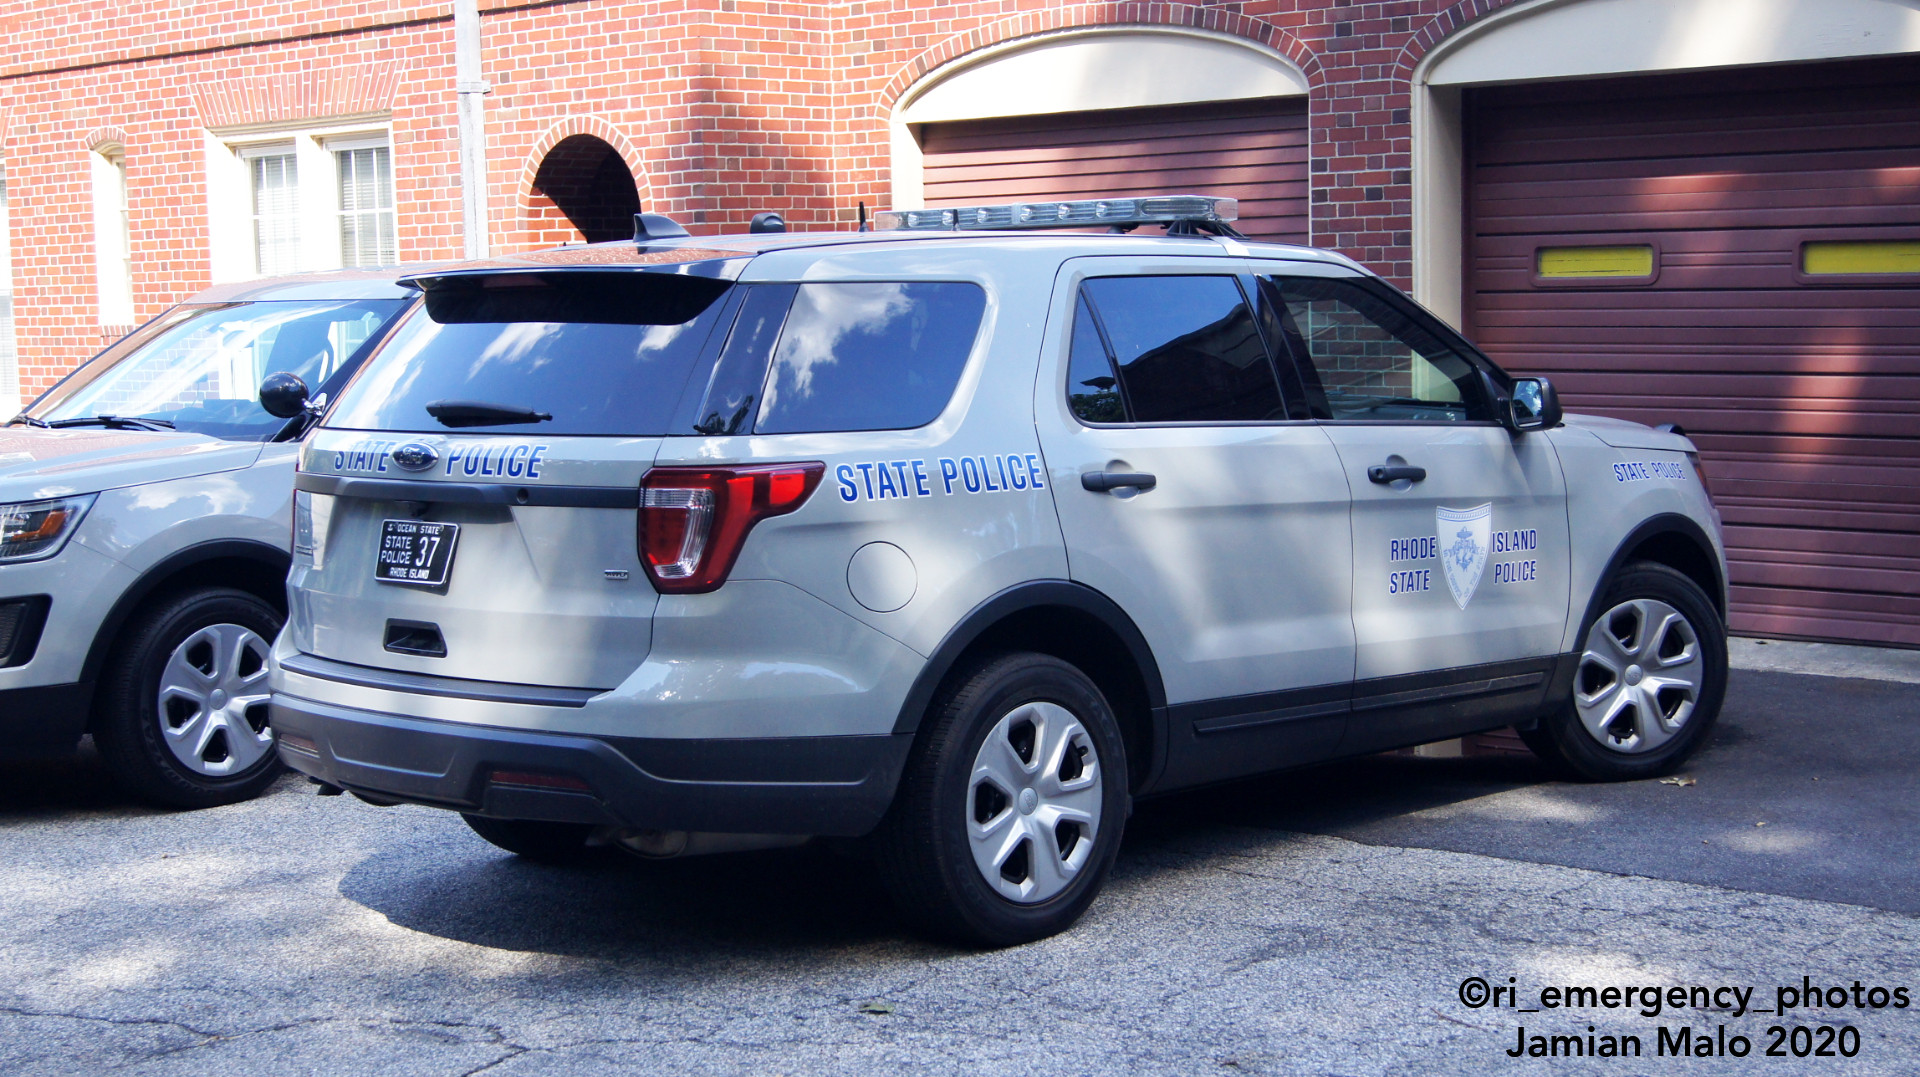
[{"x1": 875, "y1": 195, "x2": 1238, "y2": 232}]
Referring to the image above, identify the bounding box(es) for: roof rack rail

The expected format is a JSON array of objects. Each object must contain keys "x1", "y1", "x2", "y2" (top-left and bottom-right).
[{"x1": 873, "y1": 195, "x2": 1242, "y2": 238}]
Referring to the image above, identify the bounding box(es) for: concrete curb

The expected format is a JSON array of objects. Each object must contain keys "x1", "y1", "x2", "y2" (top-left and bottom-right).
[{"x1": 1730, "y1": 636, "x2": 1920, "y2": 685}]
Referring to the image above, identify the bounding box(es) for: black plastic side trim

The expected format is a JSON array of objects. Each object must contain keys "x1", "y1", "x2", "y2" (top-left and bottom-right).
[
  {"x1": 0, "y1": 594, "x2": 52, "y2": 668},
  {"x1": 296, "y1": 472, "x2": 640, "y2": 509},
  {"x1": 279, "y1": 651, "x2": 603, "y2": 707},
  {"x1": 1184, "y1": 682, "x2": 1351, "y2": 734},
  {"x1": 0, "y1": 681, "x2": 93, "y2": 757},
  {"x1": 80, "y1": 539, "x2": 291, "y2": 686},
  {"x1": 1350, "y1": 670, "x2": 1546, "y2": 712},
  {"x1": 890, "y1": 580, "x2": 1168, "y2": 736},
  {"x1": 1156, "y1": 681, "x2": 1350, "y2": 791},
  {"x1": 1338, "y1": 655, "x2": 1562, "y2": 756},
  {"x1": 1585, "y1": 513, "x2": 1726, "y2": 628},
  {"x1": 1152, "y1": 655, "x2": 1571, "y2": 793}
]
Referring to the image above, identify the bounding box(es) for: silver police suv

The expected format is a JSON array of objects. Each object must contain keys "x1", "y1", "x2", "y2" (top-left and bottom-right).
[
  {"x1": 2, "y1": 270, "x2": 417, "y2": 806},
  {"x1": 270, "y1": 199, "x2": 1727, "y2": 946}
]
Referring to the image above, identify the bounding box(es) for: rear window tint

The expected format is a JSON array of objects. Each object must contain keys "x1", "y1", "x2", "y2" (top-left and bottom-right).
[
  {"x1": 325, "y1": 273, "x2": 731, "y2": 436},
  {"x1": 752, "y1": 282, "x2": 985, "y2": 435},
  {"x1": 1080, "y1": 276, "x2": 1284, "y2": 423}
]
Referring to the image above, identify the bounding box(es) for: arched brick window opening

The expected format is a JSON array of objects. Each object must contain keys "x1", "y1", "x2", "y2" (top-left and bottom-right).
[{"x1": 529, "y1": 135, "x2": 641, "y2": 244}]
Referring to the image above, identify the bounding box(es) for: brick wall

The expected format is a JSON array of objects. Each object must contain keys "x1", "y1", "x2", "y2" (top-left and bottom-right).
[{"x1": 0, "y1": 0, "x2": 1522, "y2": 400}]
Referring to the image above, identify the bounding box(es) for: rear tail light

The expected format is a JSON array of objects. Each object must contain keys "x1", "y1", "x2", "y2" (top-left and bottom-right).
[
  {"x1": 637, "y1": 463, "x2": 824, "y2": 594},
  {"x1": 1685, "y1": 452, "x2": 1715, "y2": 504}
]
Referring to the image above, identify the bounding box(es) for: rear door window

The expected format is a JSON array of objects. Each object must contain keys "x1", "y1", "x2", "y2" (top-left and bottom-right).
[
  {"x1": 325, "y1": 272, "x2": 733, "y2": 436},
  {"x1": 1074, "y1": 275, "x2": 1286, "y2": 423},
  {"x1": 752, "y1": 282, "x2": 986, "y2": 434}
]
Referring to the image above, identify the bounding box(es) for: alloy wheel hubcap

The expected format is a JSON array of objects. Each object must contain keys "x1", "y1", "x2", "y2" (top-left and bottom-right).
[
  {"x1": 968, "y1": 701, "x2": 1102, "y2": 904},
  {"x1": 157, "y1": 623, "x2": 275, "y2": 777},
  {"x1": 1575, "y1": 599, "x2": 1704, "y2": 754}
]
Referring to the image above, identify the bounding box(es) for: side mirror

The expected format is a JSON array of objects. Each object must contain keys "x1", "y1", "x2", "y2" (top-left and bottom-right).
[
  {"x1": 259, "y1": 372, "x2": 311, "y2": 419},
  {"x1": 1508, "y1": 376, "x2": 1563, "y2": 432}
]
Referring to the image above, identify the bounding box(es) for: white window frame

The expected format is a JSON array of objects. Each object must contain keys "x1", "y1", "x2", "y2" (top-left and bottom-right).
[
  {"x1": 91, "y1": 144, "x2": 135, "y2": 327},
  {"x1": 326, "y1": 133, "x2": 398, "y2": 270},
  {"x1": 204, "y1": 120, "x2": 393, "y2": 283}
]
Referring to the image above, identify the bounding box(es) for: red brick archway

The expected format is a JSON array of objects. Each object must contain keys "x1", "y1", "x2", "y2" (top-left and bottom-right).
[{"x1": 509, "y1": 117, "x2": 648, "y2": 251}]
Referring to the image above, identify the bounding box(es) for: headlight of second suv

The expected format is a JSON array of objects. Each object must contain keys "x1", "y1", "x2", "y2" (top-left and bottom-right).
[{"x1": 0, "y1": 495, "x2": 97, "y2": 563}]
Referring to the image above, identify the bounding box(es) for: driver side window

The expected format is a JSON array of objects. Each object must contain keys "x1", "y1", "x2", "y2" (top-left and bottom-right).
[{"x1": 1265, "y1": 276, "x2": 1487, "y2": 422}]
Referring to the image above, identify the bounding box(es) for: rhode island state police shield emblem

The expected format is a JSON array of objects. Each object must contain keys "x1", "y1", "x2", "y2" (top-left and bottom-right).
[{"x1": 1437, "y1": 503, "x2": 1493, "y2": 610}]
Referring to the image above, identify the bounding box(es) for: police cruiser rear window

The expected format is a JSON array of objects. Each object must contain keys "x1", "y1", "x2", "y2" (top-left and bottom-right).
[
  {"x1": 753, "y1": 282, "x2": 985, "y2": 435},
  {"x1": 325, "y1": 272, "x2": 732, "y2": 437}
]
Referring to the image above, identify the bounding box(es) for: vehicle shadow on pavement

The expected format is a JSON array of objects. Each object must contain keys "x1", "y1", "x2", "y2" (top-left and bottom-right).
[
  {"x1": 337, "y1": 832, "x2": 923, "y2": 958},
  {"x1": 326, "y1": 670, "x2": 1917, "y2": 957},
  {"x1": 1136, "y1": 670, "x2": 1920, "y2": 915}
]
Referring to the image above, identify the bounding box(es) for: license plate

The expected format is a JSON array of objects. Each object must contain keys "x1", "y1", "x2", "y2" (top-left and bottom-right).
[{"x1": 375, "y1": 520, "x2": 459, "y2": 587}]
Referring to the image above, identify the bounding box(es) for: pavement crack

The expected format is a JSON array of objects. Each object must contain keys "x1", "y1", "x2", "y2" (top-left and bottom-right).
[
  {"x1": 459, "y1": 1046, "x2": 532, "y2": 1077},
  {"x1": 0, "y1": 1003, "x2": 223, "y2": 1040}
]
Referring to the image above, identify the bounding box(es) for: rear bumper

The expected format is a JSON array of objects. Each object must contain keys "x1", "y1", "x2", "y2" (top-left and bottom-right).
[{"x1": 271, "y1": 692, "x2": 913, "y2": 836}]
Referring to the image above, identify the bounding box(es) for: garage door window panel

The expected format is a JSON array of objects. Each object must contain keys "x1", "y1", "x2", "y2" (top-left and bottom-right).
[
  {"x1": 1266, "y1": 277, "x2": 1491, "y2": 423},
  {"x1": 1077, "y1": 276, "x2": 1285, "y2": 424},
  {"x1": 1795, "y1": 233, "x2": 1920, "y2": 284},
  {"x1": 1532, "y1": 241, "x2": 1661, "y2": 287}
]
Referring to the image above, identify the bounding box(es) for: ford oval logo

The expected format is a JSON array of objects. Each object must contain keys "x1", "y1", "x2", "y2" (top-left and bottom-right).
[{"x1": 391, "y1": 443, "x2": 439, "y2": 472}]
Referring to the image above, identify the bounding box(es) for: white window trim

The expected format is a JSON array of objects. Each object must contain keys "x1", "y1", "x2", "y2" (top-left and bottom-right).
[
  {"x1": 91, "y1": 145, "x2": 134, "y2": 327},
  {"x1": 204, "y1": 120, "x2": 393, "y2": 282}
]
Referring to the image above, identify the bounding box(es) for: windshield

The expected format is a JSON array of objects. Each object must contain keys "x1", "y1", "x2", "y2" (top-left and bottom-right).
[
  {"x1": 324, "y1": 273, "x2": 732, "y2": 436},
  {"x1": 27, "y1": 299, "x2": 410, "y2": 440}
]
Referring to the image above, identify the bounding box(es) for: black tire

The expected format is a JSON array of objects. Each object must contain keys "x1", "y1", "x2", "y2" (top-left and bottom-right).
[
  {"x1": 1523, "y1": 561, "x2": 1727, "y2": 781},
  {"x1": 876, "y1": 652, "x2": 1129, "y2": 948},
  {"x1": 92, "y1": 587, "x2": 285, "y2": 809},
  {"x1": 462, "y1": 814, "x2": 596, "y2": 863}
]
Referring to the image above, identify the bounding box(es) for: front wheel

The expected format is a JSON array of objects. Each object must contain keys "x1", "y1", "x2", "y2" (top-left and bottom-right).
[
  {"x1": 877, "y1": 652, "x2": 1129, "y2": 947},
  {"x1": 1522, "y1": 561, "x2": 1727, "y2": 781},
  {"x1": 92, "y1": 587, "x2": 285, "y2": 809}
]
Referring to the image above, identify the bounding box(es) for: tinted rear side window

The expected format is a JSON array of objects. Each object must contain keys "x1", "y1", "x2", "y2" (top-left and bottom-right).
[
  {"x1": 326, "y1": 272, "x2": 731, "y2": 436},
  {"x1": 1079, "y1": 276, "x2": 1284, "y2": 423},
  {"x1": 1066, "y1": 293, "x2": 1125, "y2": 423},
  {"x1": 753, "y1": 282, "x2": 986, "y2": 434}
]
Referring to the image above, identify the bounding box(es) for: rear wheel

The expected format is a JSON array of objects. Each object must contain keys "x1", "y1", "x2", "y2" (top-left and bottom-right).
[
  {"x1": 462, "y1": 814, "x2": 596, "y2": 863},
  {"x1": 1522, "y1": 561, "x2": 1727, "y2": 780},
  {"x1": 877, "y1": 652, "x2": 1128, "y2": 947},
  {"x1": 93, "y1": 587, "x2": 284, "y2": 809}
]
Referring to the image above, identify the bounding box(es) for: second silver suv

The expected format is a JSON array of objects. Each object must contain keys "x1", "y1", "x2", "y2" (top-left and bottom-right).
[{"x1": 270, "y1": 200, "x2": 1728, "y2": 945}]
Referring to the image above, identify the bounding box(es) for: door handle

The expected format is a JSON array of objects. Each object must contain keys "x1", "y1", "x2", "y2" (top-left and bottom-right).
[
  {"x1": 1367, "y1": 464, "x2": 1427, "y2": 484},
  {"x1": 1081, "y1": 470, "x2": 1157, "y2": 493}
]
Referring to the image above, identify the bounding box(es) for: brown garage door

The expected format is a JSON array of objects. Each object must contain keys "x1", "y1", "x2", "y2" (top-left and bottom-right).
[
  {"x1": 919, "y1": 98, "x2": 1309, "y2": 244},
  {"x1": 1467, "y1": 56, "x2": 1920, "y2": 647}
]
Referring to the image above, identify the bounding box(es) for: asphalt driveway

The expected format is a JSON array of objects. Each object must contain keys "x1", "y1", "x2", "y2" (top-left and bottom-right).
[{"x1": 2, "y1": 667, "x2": 1915, "y2": 1075}]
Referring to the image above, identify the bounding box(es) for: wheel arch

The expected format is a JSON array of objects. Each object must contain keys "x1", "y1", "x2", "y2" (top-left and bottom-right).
[
  {"x1": 1582, "y1": 514, "x2": 1726, "y2": 638},
  {"x1": 80, "y1": 539, "x2": 292, "y2": 693},
  {"x1": 893, "y1": 581, "x2": 1168, "y2": 791}
]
